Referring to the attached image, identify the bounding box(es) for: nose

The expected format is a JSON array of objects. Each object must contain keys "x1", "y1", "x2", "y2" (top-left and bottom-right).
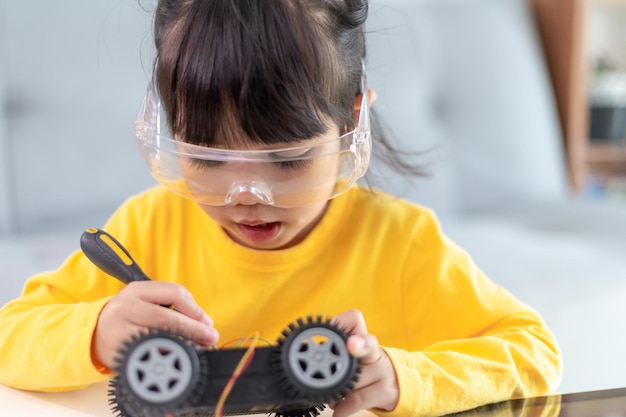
[{"x1": 225, "y1": 181, "x2": 275, "y2": 206}]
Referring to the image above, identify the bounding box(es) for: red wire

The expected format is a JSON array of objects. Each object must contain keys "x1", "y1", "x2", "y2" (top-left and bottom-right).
[{"x1": 214, "y1": 332, "x2": 259, "y2": 417}]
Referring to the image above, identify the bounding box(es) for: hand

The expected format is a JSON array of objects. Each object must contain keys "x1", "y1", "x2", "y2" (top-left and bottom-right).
[
  {"x1": 330, "y1": 309, "x2": 399, "y2": 417},
  {"x1": 92, "y1": 281, "x2": 219, "y2": 370}
]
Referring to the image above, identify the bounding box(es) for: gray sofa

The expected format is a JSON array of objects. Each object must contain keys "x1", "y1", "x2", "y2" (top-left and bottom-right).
[
  {"x1": 1, "y1": 0, "x2": 625, "y2": 394},
  {"x1": 366, "y1": 0, "x2": 626, "y2": 394}
]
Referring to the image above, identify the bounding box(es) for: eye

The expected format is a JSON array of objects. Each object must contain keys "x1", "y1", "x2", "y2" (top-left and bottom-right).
[
  {"x1": 274, "y1": 159, "x2": 313, "y2": 170},
  {"x1": 188, "y1": 158, "x2": 224, "y2": 169},
  {"x1": 270, "y1": 148, "x2": 314, "y2": 170}
]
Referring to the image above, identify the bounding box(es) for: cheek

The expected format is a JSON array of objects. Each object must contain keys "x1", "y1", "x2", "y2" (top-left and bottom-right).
[
  {"x1": 287, "y1": 202, "x2": 329, "y2": 229},
  {"x1": 196, "y1": 201, "x2": 328, "y2": 229},
  {"x1": 197, "y1": 205, "x2": 227, "y2": 224}
]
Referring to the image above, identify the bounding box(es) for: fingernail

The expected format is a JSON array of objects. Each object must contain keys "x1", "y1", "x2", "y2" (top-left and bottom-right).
[
  {"x1": 202, "y1": 314, "x2": 214, "y2": 327},
  {"x1": 352, "y1": 336, "x2": 368, "y2": 357},
  {"x1": 206, "y1": 328, "x2": 219, "y2": 344}
]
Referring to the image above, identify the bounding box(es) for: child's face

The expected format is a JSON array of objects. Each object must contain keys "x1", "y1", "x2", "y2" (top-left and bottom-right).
[
  {"x1": 194, "y1": 128, "x2": 341, "y2": 250},
  {"x1": 132, "y1": 81, "x2": 372, "y2": 250},
  {"x1": 199, "y1": 196, "x2": 330, "y2": 250}
]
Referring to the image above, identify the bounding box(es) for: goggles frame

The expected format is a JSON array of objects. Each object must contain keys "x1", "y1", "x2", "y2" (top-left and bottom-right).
[{"x1": 133, "y1": 72, "x2": 371, "y2": 207}]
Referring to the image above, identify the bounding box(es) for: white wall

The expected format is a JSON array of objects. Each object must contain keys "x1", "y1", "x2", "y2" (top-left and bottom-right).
[
  {"x1": 0, "y1": 0, "x2": 15, "y2": 235},
  {"x1": 588, "y1": 3, "x2": 626, "y2": 70},
  {"x1": 0, "y1": 0, "x2": 156, "y2": 236}
]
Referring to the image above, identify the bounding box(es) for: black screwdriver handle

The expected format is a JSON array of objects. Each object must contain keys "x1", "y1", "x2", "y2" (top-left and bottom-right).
[{"x1": 80, "y1": 228, "x2": 151, "y2": 284}]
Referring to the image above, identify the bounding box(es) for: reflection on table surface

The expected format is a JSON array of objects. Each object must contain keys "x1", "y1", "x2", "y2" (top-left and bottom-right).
[
  {"x1": 450, "y1": 388, "x2": 626, "y2": 417},
  {"x1": 0, "y1": 381, "x2": 374, "y2": 417},
  {"x1": 1, "y1": 380, "x2": 625, "y2": 417},
  {"x1": 1, "y1": 381, "x2": 112, "y2": 417}
]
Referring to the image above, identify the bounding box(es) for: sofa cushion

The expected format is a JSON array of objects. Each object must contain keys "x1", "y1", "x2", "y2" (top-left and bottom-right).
[{"x1": 366, "y1": 0, "x2": 569, "y2": 214}]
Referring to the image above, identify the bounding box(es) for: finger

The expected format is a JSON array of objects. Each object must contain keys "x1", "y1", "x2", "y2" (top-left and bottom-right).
[
  {"x1": 350, "y1": 358, "x2": 389, "y2": 390},
  {"x1": 331, "y1": 309, "x2": 367, "y2": 335},
  {"x1": 332, "y1": 379, "x2": 398, "y2": 417},
  {"x1": 130, "y1": 302, "x2": 219, "y2": 346},
  {"x1": 347, "y1": 334, "x2": 381, "y2": 364},
  {"x1": 331, "y1": 384, "x2": 380, "y2": 417},
  {"x1": 128, "y1": 281, "x2": 214, "y2": 326}
]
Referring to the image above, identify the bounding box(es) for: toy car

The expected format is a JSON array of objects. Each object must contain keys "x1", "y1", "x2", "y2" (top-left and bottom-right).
[
  {"x1": 108, "y1": 316, "x2": 361, "y2": 417},
  {"x1": 78, "y1": 229, "x2": 359, "y2": 417}
]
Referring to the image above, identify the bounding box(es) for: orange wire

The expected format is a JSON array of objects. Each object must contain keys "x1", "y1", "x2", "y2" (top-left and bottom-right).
[
  {"x1": 214, "y1": 331, "x2": 260, "y2": 417},
  {"x1": 219, "y1": 336, "x2": 272, "y2": 349}
]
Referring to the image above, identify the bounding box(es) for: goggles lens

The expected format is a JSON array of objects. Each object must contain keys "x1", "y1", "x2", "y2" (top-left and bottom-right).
[{"x1": 133, "y1": 76, "x2": 371, "y2": 207}]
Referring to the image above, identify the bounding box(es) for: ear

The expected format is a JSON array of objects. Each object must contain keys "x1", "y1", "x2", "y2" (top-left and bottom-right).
[
  {"x1": 353, "y1": 88, "x2": 378, "y2": 111},
  {"x1": 353, "y1": 88, "x2": 377, "y2": 124}
]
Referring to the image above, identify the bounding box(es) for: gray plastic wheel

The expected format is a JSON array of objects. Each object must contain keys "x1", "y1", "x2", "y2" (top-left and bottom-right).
[
  {"x1": 125, "y1": 336, "x2": 196, "y2": 404},
  {"x1": 286, "y1": 326, "x2": 352, "y2": 390}
]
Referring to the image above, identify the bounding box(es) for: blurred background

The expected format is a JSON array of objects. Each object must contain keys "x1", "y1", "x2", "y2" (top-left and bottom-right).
[
  {"x1": 0, "y1": 0, "x2": 154, "y2": 235},
  {"x1": 1, "y1": 0, "x2": 626, "y2": 397}
]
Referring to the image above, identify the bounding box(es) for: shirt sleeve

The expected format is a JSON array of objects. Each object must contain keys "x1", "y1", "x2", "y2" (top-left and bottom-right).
[
  {"x1": 374, "y1": 209, "x2": 562, "y2": 417},
  {"x1": 0, "y1": 188, "x2": 186, "y2": 392},
  {"x1": 0, "y1": 254, "x2": 118, "y2": 391},
  {"x1": 0, "y1": 207, "x2": 138, "y2": 391}
]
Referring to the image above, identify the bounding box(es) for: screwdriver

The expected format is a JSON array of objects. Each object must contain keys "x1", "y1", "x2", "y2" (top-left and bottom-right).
[{"x1": 80, "y1": 227, "x2": 152, "y2": 284}]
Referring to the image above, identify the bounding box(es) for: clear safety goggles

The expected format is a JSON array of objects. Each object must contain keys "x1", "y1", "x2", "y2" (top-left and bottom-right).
[{"x1": 132, "y1": 75, "x2": 371, "y2": 208}]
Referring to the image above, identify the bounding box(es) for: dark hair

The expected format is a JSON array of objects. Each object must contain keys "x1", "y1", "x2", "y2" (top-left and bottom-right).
[{"x1": 152, "y1": 0, "x2": 424, "y2": 180}]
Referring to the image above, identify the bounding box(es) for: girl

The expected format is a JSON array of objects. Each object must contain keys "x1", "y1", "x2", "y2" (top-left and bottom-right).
[{"x1": 0, "y1": 1, "x2": 561, "y2": 416}]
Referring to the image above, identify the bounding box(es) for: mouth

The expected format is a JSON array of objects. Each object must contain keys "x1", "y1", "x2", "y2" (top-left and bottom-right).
[{"x1": 236, "y1": 221, "x2": 281, "y2": 243}]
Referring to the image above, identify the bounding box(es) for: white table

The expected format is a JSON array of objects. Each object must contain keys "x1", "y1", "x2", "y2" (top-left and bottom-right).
[
  {"x1": 0, "y1": 381, "x2": 376, "y2": 416},
  {"x1": 0, "y1": 381, "x2": 112, "y2": 416}
]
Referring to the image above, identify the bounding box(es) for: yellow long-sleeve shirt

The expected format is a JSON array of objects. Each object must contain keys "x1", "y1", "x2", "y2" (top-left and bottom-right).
[{"x1": 0, "y1": 185, "x2": 561, "y2": 416}]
